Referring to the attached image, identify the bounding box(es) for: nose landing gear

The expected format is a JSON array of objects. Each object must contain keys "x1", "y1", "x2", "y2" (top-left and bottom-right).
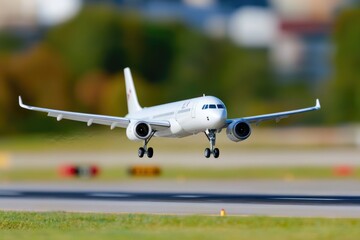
[{"x1": 204, "y1": 129, "x2": 220, "y2": 158}]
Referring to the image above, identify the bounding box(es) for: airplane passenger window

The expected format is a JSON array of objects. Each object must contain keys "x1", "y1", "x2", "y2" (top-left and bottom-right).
[{"x1": 209, "y1": 104, "x2": 216, "y2": 109}]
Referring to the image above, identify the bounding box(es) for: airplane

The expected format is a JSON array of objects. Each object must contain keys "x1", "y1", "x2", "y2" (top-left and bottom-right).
[{"x1": 19, "y1": 67, "x2": 321, "y2": 158}]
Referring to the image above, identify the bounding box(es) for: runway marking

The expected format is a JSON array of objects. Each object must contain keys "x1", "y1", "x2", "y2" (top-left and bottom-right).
[
  {"x1": 173, "y1": 195, "x2": 202, "y2": 198},
  {"x1": 0, "y1": 191, "x2": 21, "y2": 196},
  {"x1": 88, "y1": 193, "x2": 132, "y2": 198},
  {"x1": 272, "y1": 197, "x2": 340, "y2": 201}
]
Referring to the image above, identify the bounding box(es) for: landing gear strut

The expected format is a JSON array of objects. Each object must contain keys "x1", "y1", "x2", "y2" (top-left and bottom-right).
[
  {"x1": 204, "y1": 129, "x2": 220, "y2": 158},
  {"x1": 138, "y1": 131, "x2": 156, "y2": 158}
]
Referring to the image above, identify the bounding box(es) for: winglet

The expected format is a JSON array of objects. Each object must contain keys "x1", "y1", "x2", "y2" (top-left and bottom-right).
[
  {"x1": 315, "y1": 99, "x2": 321, "y2": 110},
  {"x1": 18, "y1": 96, "x2": 31, "y2": 109},
  {"x1": 19, "y1": 96, "x2": 24, "y2": 107}
]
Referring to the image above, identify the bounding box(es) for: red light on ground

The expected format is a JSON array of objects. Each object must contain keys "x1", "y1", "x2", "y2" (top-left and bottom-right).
[
  {"x1": 58, "y1": 165, "x2": 100, "y2": 178},
  {"x1": 333, "y1": 165, "x2": 354, "y2": 177}
]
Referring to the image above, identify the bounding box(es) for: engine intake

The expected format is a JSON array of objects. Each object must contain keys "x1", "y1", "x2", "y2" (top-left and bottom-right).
[
  {"x1": 126, "y1": 121, "x2": 152, "y2": 141},
  {"x1": 226, "y1": 121, "x2": 251, "y2": 142}
]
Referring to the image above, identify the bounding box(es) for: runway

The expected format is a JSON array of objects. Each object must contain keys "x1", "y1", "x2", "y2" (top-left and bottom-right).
[
  {"x1": 1, "y1": 189, "x2": 360, "y2": 205},
  {"x1": 1, "y1": 180, "x2": 360, "y2": 217}
]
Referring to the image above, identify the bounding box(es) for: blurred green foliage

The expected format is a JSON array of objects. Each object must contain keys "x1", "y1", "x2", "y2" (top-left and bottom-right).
[
  {"x1": 330, "y1": 8, "x2": 360, "y2": 124},
  {"x1": 0, "y1": 5, "x2": 357, "y2": 134},
  {"x1": 0, "y1": 33, "x2": 23, "y2": 54}
]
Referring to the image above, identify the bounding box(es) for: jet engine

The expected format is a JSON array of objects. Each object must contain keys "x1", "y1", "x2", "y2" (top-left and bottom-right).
[
  {"x1": 226, "y1": 121, "x2": 251, "y2": 142},
  {"x1": 126, "y1": 121, "x2": 152, "y2": 141}
]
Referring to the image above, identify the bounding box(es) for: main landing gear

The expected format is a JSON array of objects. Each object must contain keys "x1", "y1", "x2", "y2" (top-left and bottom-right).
[
  {"x1": 138, "y1": 131, "x2": 156, "y2": 158},
  {"x1": 204, "y1": 129, "x2": 220, "y2": 158}
]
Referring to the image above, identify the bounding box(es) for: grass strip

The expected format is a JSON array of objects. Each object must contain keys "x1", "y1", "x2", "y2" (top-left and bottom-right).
[{"x1": 0, "y1": 211, "x2": 360, "y2": 240}]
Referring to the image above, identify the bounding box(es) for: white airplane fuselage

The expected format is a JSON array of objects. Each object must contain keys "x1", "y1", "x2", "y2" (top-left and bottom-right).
[{"x1": 126, "y1": 96, "x2": 227, "y2": 138}]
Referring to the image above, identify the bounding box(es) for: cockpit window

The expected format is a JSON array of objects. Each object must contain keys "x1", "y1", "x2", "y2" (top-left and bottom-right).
[{"x1": 202, "y1": 104, "x2": 225, "y2": 110}]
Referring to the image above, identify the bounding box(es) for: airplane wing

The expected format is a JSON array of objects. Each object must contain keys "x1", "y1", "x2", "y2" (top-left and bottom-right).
[
  {"x1": 18, "y1": 96, "x2": 170, "y2": 130},
  {"x1": 227, "y1": 99, "x2": 321, "y2": 125}
]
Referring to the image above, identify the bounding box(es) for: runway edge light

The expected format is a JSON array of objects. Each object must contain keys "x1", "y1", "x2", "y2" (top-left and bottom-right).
[
  {"x1": 220, "y1": 209, "x2": 227, "y2": 217},
  {"x1": 0, "y1": 152, "x2": 11, "y2": 169}
]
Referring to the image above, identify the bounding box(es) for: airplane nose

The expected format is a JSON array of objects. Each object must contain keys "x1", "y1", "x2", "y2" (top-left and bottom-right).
[
  {"x1": 221, "y1": 108, "x2": 227, "y2": 120},
  {"x1": 219, "y1": 109, "x2": 227, "y2": 124},
  {"x1": 208, "y1": 109, "x2": 227, "y2": 128}
]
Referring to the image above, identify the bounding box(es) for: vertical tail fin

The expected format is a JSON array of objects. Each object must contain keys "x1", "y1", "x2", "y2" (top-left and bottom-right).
[{"x1": 124, "y1": 67, "x2": 142, "y2": 114}]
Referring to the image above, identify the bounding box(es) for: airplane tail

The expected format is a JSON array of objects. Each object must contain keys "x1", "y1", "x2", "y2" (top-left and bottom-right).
[{"x1": 124, "y1": 67, "x2": 142, "y2": 114}]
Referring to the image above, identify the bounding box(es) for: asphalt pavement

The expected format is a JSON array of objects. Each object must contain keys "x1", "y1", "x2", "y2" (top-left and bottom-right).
[{"x1": 1, "y1": 180, "x2": 360, "y2": 217}]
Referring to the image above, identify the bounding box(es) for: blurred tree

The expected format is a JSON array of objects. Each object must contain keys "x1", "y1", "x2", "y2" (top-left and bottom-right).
[
  {"x1": 1, "y1": 44, "x2": 70, "y2": 133},
  {"x1": 74, "y1": 71, "x2": 110, "y2": 112},
  {"x1": 137, "y1": 22, "x2": 176, "y2": 83},
  {"x1": 330, "y1": 8, "x2": 360, "y2": 123},
  {"x1": 7, "y1": 44, "x2": 69, "y2": 107},
  {"x1": 46, "y1": 6, "x2": 127, "y2": 78},
  {"x1": 46, "y1": 6, "x2": 176, "y2": 83},
  {"x1": 0, "y1": 32, "x2": 23, "y2": 55},
  {"x1": 0, "y1": 68, "x2": 11, "y2": 132}
]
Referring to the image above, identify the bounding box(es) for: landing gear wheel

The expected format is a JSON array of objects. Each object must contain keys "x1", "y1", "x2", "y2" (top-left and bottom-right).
[
  {"x1": 213, "y1": 148, "x2": 220, "y2": 158},
  {"x1": 138, "y1": 147, "x2": 145, "y2": 158},
  {"x1": 147, "y1": 147, "x2": 154, "y2": 158},
  {"x1": 137, "y1": 131, "x2": 156, "y2": 158},
  {"x1": 204, "y1": 148, "x2": 211, "y2": 158},
  {"x1": 204, "y1": 129, "x2": 220, "y2": 159}
]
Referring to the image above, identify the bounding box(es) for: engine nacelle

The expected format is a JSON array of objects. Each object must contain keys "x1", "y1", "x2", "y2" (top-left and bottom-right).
[
  {"x1": 126, "y1": 121, "x2": 152, "y2": 141},
  {"x1": 226, "y1": 121, "x2": 251, "y2": 142}
]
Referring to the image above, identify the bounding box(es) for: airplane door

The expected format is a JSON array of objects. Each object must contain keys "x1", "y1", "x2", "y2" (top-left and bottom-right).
[{"x1": 191, "y1": 103, "x2": 197, "y2": 118}]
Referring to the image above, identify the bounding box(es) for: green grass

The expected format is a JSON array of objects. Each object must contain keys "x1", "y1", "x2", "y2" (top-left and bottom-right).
[
  {"x1": 1, "y1": 166, "x2": 359, "y2": 182},
  {"x1": 0, "y1": 211, "x2": 359, "y2": 240}
]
